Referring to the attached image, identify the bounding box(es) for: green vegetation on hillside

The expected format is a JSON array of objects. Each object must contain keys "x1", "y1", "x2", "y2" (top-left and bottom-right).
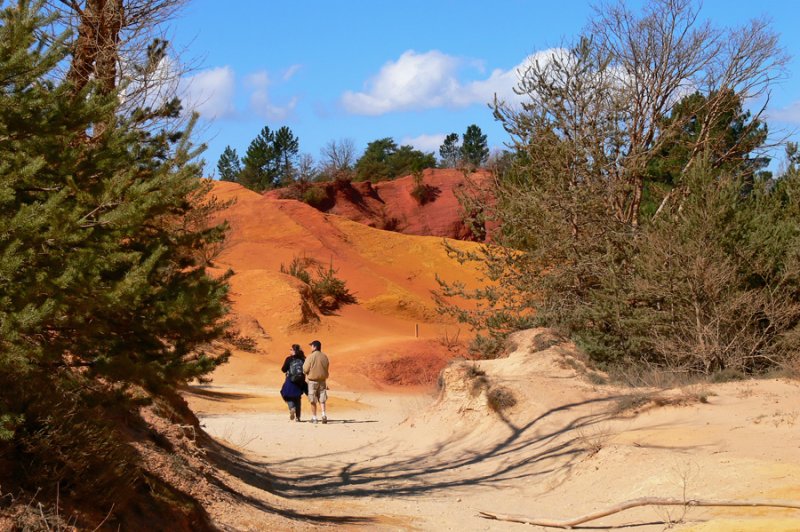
[
  {"x1": 280, "y1": 256, "x2": 357, "y2": 316},
  {"x1": 353, "y1": 137, "x2": 436, "y2": 182}
]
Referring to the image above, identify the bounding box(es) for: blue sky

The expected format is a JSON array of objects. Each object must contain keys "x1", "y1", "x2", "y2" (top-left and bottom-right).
[{"x1": 169, "y1": 0, "x2": 800, "y2": 176}]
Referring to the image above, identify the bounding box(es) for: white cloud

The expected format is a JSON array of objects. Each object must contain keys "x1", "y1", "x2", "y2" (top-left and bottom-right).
[
  {"x1": 768, "y1": 100, "x2": 800, "y2": 124},
  {"x1": 463, "y1": 48, "x2": 565, "y2": 107},
  {"x1": 282, "y1": 64, "x2": 302, "y2": 81},
  {"x1": 245, "y1": 70, "x2": 270, "y2": 89},
  {"x1": 246, "y1": 69, "x2": 299, "y2": 120},
  {"x1": 120, "y1": 54, "x2": 182, "y2": 110},
  {"x1": 180, "y1": 66, "x2": 236, "y2": 119},
  {"x1": 340, "y1": 49, "x2": 566, "y2": 116},
  {"x1": 400, "y1": 133, "x2": 447, "y2": 153},
  {"x1": 341, "y1": 50, "x2": 462, "y2": 115}
]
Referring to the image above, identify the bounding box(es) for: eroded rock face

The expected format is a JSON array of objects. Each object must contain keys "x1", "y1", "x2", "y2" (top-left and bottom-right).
[
  {"x1": 266, "y1": 169, "x2": 494, "y2": 241},
  {"x1": 437, "y1": 361, "x2": 491, "y2": 413}
]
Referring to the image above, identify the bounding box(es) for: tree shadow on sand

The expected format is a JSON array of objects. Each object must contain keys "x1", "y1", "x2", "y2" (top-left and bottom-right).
[
  {"x1": 217, "y1": 395, "x2": 699, "y2": 496},
  {"x1": 201, "y1": 393, "x2": 702, "y2": 528},
  {"x1": 199, "y1": 431, "x2": 376, "y2": 527},
  {"x1": 264, "y1": 396, "x2": 619, "y2": 499}
]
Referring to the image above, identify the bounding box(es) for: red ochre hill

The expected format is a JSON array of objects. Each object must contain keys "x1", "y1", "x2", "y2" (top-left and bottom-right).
[{"x1": 264, "y1": 168, "x2": 494, "y2": 241}]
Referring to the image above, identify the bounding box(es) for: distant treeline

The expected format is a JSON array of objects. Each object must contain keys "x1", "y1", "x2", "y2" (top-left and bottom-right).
[{"x1": 216, "y1": 124, "x2": 490, "y2": 192}]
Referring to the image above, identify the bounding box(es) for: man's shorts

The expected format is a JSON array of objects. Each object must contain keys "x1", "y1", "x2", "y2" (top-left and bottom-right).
[{"x1": 307, "y1": 380, "x2": 327, "y2": 404}]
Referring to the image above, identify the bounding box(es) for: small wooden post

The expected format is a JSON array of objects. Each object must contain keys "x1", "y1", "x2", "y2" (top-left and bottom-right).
[{"x1": 415, "y1": 324, "x2": 419, "y2": 338}]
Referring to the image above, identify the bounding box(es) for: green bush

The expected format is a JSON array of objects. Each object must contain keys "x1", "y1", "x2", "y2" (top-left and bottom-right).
[
  {"x1": 410, "y1": 183, "x2": 440, "y2": 205},
  {"x1": 280, "y1": 256, "x2": 357, "y2": 315},
  {"x1": 302, "y1": 186, "x2": 330, "y2": 209},
  {"x1": 467, "y1": 332, "x2": 512, "y2": 359},
  {"x1": 280, "y1": 256, "x2": 314, "y2": 285},
  {"x1": 312, "y1": 262, "x2": 358, "y2": 313}
]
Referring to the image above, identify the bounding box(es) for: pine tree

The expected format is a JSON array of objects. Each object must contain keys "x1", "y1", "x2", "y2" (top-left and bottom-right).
[
  {"x1": 390, "y1": 145, "x2": 436, "y2": 177},
  {"x1": 241, "y1": 125, "x2": 278, "y2": 191},
  {"x1": 217, "y1": 145, "x2": 242, "y2": 182},
  {"x1": 439, "y1": 132, "x2": 460, "y2": 168},
  {"x1": 460, "y1": 124, "x2": 488, "y2": 169},
  {"x1": 355, "y1": 137, "x2": 398, "y2": 181},
  {"x1": 0, "y1": 0, "x2": 231, "y2": 508},
  {"x1": 273, "y1": 125, "x2": 300, "y2": 185},
  {"x1": 354, "y1": 138, "x2": 435, "y2": 181}
]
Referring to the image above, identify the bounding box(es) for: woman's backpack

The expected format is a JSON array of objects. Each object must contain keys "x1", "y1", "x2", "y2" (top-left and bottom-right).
[{"x1": 288, "y1": 357, "x2": 305, "y2": 384}]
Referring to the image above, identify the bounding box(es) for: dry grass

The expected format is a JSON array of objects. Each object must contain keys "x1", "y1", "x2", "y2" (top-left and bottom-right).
[
  {"x1": 371, "y1": 354, "x2": 450, "y2": 386},
  {"x1": 576, "y1": 425, "x2": 611, "y2": 458},
  {"x1": 438, "y1": 327, "x2": 463, "y2": 352},
  {"x1": 465, "y1": 364, "x2": 489, "y2": 397},
  {"x1": 487, "y1": 386, "x2": 517, "y2": 413},
  {"x1": 613, "y1": 389, "x2": 712, "y2": 415},
  {"x1": 530, "y1": 330, "x2": 564, "y2": 353},
  {"x1": 556, "y1": 354, "x2": 609, "y2": 385}
]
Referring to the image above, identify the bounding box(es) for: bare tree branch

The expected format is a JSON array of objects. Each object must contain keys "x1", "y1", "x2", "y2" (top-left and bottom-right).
[{"x1": 479, "y1": 497, "x2": 800, "y2": 528}]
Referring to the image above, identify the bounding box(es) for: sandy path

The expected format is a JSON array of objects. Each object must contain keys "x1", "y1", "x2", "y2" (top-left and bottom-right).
[
  {"x1": 187, "y1": 384, "x2": 541, "y2": 531},
  {"x1": 184, "y1": 337, "x2": 800, "y2": 531},
  {"x1": 186, "y1": 384, "x2": 715, "y2": 531},
  {"x1": 188, "y1": 384, "x2": 426, "y2": 460}
]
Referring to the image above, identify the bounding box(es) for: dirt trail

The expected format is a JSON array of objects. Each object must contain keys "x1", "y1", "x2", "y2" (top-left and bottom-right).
[{"x1": 184, "y1": 330, "x2": 800, "y2": 531}]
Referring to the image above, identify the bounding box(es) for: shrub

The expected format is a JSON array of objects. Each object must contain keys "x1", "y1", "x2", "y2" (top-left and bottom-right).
[
  {"x1": 222, "y1": 330, "x2": 258, "y2": 352},
  {"x1": 410, "y1": 169, "x2": 441, "y2": 205},
  {"x1": 302, "y1": 186, "x2": 330, "y2": 209},
  {"x1": 465, "y1": 364, "x2": 489, "y2": 396},
  {"x1": 487, "y1": 386, "x2": 517, "y2": 413},
  {"x1": 312, "y1": 262, "x2": 358, "y2": 313},
  {"x1": 410, "y1": 183, "x2": 440, "y2": 205},
  {"x1": 377, "y1": 207, "x2": 402, "y2": 231},
  {"x1": 280, "y1": 256, "x2": 357, "y2": 315},
  {"x1": 468, "y1": 332, "x2": 510, "y2": 359},
  {"x1": 280, "y1": 256, "x2": 314, "y2": 285}
]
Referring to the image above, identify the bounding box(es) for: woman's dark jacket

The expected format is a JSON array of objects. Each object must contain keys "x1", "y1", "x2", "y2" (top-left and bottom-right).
[{"x1": 280, "y1": 354, "x2": 308, "y2": 399}]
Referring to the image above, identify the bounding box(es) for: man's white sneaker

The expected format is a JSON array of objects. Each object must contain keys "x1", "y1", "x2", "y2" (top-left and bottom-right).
[
  {"x1": 311, "y1": 416, "x2": 318, "y2": 424},
  {"x1": 321, "y1": 415, "x2": 327, "y2": 424}
]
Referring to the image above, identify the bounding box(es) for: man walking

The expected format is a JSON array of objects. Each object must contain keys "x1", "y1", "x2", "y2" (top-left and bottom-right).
[{"x1": 303, "y1": 340, "x2": 330, "y2": 424}]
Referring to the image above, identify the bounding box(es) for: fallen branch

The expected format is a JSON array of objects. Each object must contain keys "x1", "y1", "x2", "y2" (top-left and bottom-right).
[{"x1": 478, "y1": 497, "x2": 800, "y2": 529}]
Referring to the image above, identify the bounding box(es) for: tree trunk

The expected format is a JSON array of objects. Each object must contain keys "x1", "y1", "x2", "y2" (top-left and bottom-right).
[{"x1": 67, "y1": 0, "x2": 124, "y2": 95}]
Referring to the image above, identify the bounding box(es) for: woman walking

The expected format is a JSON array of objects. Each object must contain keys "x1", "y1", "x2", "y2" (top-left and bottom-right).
[{"x1": 280, "y1": 344, "x2": 307, "y2": 421}]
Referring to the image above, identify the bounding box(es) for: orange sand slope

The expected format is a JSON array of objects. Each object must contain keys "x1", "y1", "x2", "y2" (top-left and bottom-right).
[{"x1": 208, "y1": 181, "x2": 486, "y2": 389}]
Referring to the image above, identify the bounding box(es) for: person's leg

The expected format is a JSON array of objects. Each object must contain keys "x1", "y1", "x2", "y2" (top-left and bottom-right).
[
  {"x1": 295, "y1": 396, "x2": 302, "y2": 421},
  {"x1": 308, "y1": 381, "x2": 319, "y2": 422},
  {"x1": 287, "y1": 398, "x2": 297, "y2": 420},
  {"x1": 319, "y1": 382, "x2": 328, "y2": 423}
]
